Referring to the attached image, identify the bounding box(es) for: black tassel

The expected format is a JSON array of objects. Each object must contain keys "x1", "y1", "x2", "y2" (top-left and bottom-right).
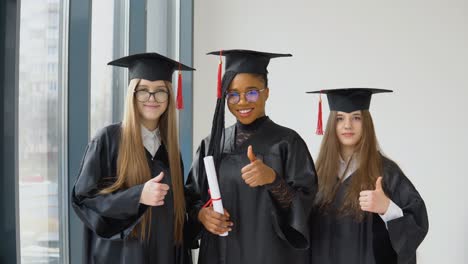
[{"x1": 207, "y1": 71, "x2": 237, "y2": 169}]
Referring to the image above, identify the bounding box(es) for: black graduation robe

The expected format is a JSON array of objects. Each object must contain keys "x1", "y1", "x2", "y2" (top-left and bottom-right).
[
  {"x1": 309, "y1": 155, "x2": 429, "y2": 264},
  {"x1": 185, "y1": 117, "x2": 318, "y2": 264},
  {"x1": 71, "y1": 123, "x2": 191, "y2": 264}
]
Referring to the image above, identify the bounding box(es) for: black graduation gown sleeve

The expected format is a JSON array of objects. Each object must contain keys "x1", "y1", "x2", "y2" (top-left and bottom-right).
[
  {"x1": 71, "y1": 129, "x2": 147, "y2": 239},
  {"x1": 184, "y1": 138, "x2": 209, "y2": 246},
  {"x1": 267, "y1": 132, "x2": 317, "y2": 249},
  {"x1": 382, "y1": 157, "x2": 429, "y2": 263}
]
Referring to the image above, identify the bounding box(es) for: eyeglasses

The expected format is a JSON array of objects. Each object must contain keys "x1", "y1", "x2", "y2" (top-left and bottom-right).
[
  {"x1": 226, "y1": 89, "x2": 265, "y2": 104},
  {"x1": 134, "y1": 89, "x2": 169, "y2": 103}
]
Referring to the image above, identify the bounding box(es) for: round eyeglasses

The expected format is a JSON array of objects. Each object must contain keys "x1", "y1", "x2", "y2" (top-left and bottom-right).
[
  {"x1": 134, "y1": 89, "x2": 169, "y2": 103},
  {"x1": 226, "y1": 89, "x2": 265, "y2": 104}
]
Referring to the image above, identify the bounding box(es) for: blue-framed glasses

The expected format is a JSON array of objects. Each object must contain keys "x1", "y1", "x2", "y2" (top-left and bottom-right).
[{"x1": 226, "y1": 89, "x2": 265, "y2": 104}]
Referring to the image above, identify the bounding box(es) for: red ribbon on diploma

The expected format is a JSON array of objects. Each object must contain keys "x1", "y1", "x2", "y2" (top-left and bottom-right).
[{"x1": 202, "y1": 189, "x2": 222, "y2": 208}]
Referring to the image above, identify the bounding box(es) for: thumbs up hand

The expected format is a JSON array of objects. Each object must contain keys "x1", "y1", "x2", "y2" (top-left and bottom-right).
[
  {"x1": 359, "y1": 177, "x2": 390, "y2": 215},
  {"x1": 140, "y1": 172, "x2": 170, "y2": 206},
  {"x1": 240, "y1": 145, "x2": 276, "y2": 188}
]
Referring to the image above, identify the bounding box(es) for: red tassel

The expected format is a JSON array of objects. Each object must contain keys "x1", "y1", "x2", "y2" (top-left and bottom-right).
[
  {"x1": 176, "y1": 68, "x2": 183, "y2": 110},
  {"x1": 217, "y1": 50, "x2": 223, "y2": 99},
  {"x1": 316, "y1": 92, "x2": 324, "y2": 135}
]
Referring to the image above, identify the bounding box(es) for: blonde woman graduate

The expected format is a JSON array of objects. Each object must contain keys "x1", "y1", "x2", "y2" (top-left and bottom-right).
[{"x1": 72, "y1": 53, "x2": 194, "y2": 264}]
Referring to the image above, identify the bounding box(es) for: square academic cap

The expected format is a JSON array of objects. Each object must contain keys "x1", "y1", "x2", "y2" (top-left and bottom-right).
[
  {"x1": 207, "y1": 49, "x2": 291, "y2": 98},
  {"x1": 306, "y1": 88, "x2": 393, "y2": 135},
  {"x1": 207, "y1": 49, "x2": 291, "y2": 74},
  {"x1": 108, "y1": 52, "x2": 195, "y2": 109}
]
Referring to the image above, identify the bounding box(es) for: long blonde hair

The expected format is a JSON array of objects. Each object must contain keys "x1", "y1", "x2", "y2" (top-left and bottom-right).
[
  {"x1": 100, "y1": 79, "x2": 185, "y2": 243},
  {"x1": 315, "y1": 110, "x2": 382, "y2": 220}
]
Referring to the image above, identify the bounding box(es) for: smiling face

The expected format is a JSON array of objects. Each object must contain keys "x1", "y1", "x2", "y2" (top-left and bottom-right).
[
  {"x1": 226, "y1": 73, "x2": 269, "y2": 125},
  {"x1": 134, "y1": 79, "x2": 169, "y2": 130},
  {"x1": 335, "y1": 110, "x2": 363, "y2": 151}
]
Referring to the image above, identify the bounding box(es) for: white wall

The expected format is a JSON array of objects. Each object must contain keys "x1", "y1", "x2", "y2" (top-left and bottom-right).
[{"x1": 193, "y1": 1, "x2": 468, "y2": 263}]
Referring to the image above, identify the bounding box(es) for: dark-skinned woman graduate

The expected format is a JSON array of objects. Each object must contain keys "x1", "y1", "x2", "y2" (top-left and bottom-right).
[
  {"x1": 185, "y1": 49, "x2": 318, "y2": 264},
  {"x1": 307, "y1": 88, "x2": 429, "y2": 264}
]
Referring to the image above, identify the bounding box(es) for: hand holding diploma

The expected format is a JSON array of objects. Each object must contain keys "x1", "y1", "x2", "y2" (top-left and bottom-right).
[{"x1": 198, "y1": 156, "x2": 233, "y2": 236}]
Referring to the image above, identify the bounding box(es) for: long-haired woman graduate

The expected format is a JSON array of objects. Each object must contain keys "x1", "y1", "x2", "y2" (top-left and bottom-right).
[
  {"x1": 72, "y1": 53, "x2": 194, "y2": 264},
  {"x1": 308, "y1": 88, "x2": 428, "y2": 264}
]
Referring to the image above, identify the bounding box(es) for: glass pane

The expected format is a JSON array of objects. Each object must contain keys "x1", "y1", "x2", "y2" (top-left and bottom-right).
[
  {"x1": 18, "y1": 0, "x2": 62, "y2": 263},
  {"x1": 90, "y1": 0, "x2": 119, "y2": 137}
]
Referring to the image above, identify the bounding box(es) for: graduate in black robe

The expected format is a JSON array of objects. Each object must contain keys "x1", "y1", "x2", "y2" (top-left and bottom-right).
[
  {"x1": 185, "y1": 50, "x2": 318, "y2": 264},
  {"x1": 71, "y1": 53, "x2": 194, "y2": 264},
  {"x1": 306, "y1": 88, "x2": 429, "y2": 264}
]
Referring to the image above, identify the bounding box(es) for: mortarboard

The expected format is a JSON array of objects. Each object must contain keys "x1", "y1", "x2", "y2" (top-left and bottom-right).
[
  {"x1": 108, "y1": 52, "x2": 195, "y2": 109},
  {"x1": 208, "y1": 49, "x2": 291, "y2": 98},
  {"x1": 306, "y1": 88, "x2": 393, "y2": 135}
]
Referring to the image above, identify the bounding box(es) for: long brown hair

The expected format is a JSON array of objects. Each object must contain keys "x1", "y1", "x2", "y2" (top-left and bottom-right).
[
  {"x1": 315, "y1": 110, "x2": 382, "y2": 220},
  {"x1": 100, "y1": 79, "x2": 185, "y2": 243}
]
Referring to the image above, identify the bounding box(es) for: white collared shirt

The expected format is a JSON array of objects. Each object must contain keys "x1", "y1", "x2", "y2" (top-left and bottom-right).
[
  {"x1": 338, "y1": 155, "x2": 358, "y2": 182},
  {"x1": 141, "y1": 125, "x2": 161, "y2": 158},
  {"x1": 338, "y1": 155, "x2": 404, "y2": 229}
]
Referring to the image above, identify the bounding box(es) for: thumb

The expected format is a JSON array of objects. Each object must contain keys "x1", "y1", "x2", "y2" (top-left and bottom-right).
[
  {"x1": 224, "y1": 208, "x2": 230, "y2": 218},
  {"x1": 151, "y1": 172, "x2": 164, "y2": 183},
  {"x1": 247, "y1": 145, "x2": 256, "y2": 163},
  {"x1": 375, "y1": 176, "x2": 383, "y2": 191}
]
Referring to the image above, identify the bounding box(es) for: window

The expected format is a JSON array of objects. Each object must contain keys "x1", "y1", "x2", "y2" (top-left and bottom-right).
[
  {"x1": 90, "y1": 0, "x2": 128, "y2": 137},
  {"x1": 18, "y1": 0, "x2": 63, "y2": 263}
]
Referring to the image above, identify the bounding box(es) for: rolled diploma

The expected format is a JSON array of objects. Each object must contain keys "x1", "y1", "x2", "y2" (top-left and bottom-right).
[{"x1": 203, "y1": 155, "x2": 228, "y2": 236}]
